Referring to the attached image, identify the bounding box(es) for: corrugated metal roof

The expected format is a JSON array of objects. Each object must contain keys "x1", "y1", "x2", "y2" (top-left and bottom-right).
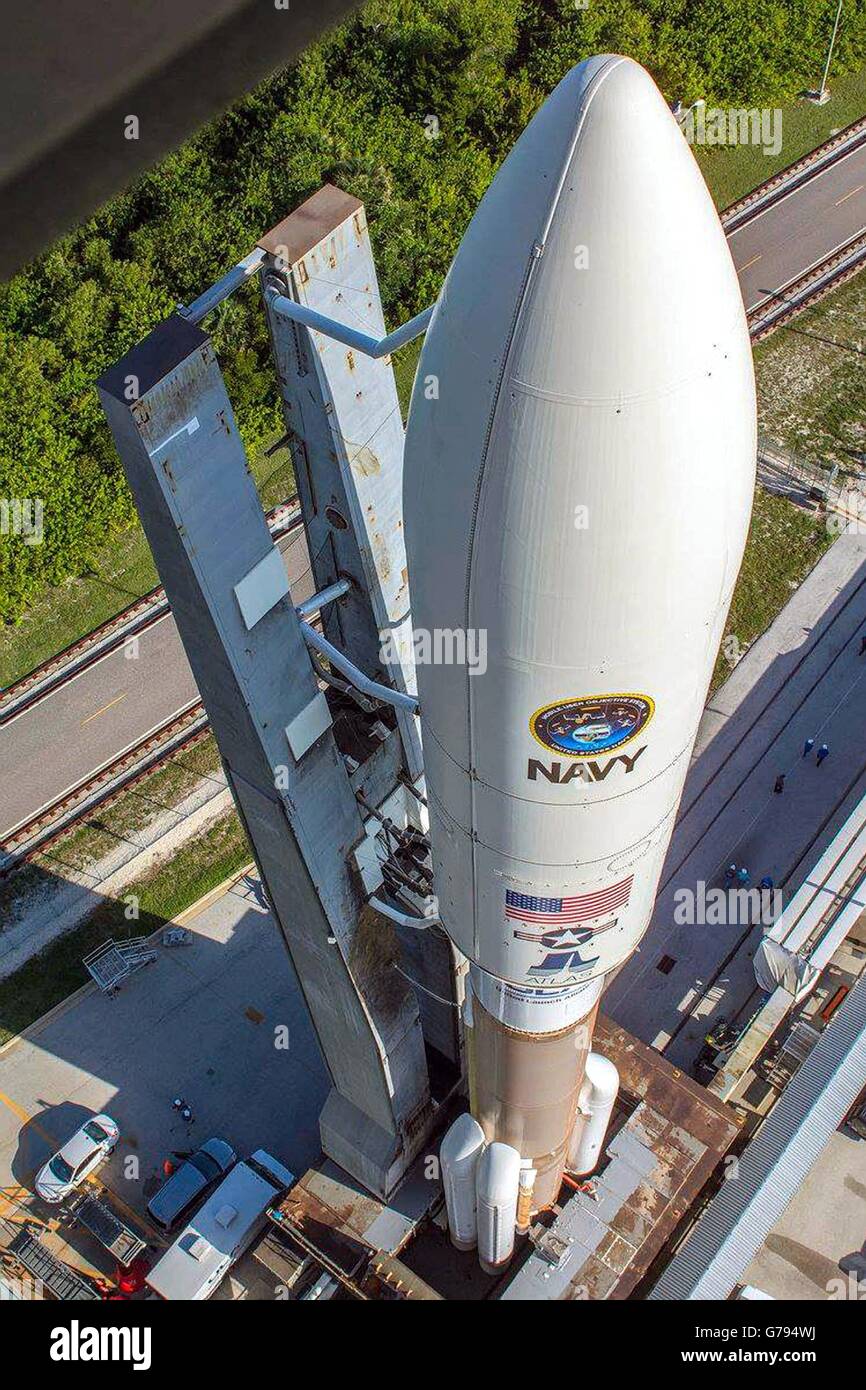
[{"x1": 650, "y1": 973, "x2": 866, "y2": 1300}]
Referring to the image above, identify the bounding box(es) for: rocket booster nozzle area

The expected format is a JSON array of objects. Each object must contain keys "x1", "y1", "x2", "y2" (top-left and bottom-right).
[{"x1": 467, "y1": 968, "x2": 600, "y2": 1213}]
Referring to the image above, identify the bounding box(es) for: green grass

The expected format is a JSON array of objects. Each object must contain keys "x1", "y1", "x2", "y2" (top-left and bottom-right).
[
  {"x1": 41, "y1": 736, "x2": 225, "y2": 874},
  {"x1": 4, "y1": 61, "x2": 863, "y2": 691},
  {"x1": 0, "y1": 737, "x2": 226, "y2": 927},
  {"x1": 713, "y1": 488, "x2": 834, "y2": 691},
  {"x1": 0, "y1": 438, "x2": 295, "y2": 689},
  {"x1": 753, "y1": 270, "x2": 866, "y2": 472},
  {"x1": 695, "y1": 67, "x2": 866, "y2": 210},
  {"x1": 0, "y1": 279, "x2": 848, "y2": 1041},
  {"x1": 0, "y1": 811, "x2": 252, "y2": 1045},
  {"x1": 392, "y1": 338, "x2": 423, "y2": 416}
]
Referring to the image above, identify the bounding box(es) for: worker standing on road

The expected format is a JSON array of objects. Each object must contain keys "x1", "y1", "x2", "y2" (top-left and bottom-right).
[
  {"x1": 803, "y1": 737, "x2": 815, "y2": 758},
  {"x1": 725, "y1": 863, "x2": 737, "y2": 881},
  {"x1": 737, "y1": 866, "x2": 750, "y2": 885},
  {"x1": 773, "y1": 774, "x2": 785, "y2": 794},
  {"x1": 817, "y1": 743, "x2": 830, "y2": 766},
  {"x1": 859, "y1": 633, "x2": 866, "y2": 656}
]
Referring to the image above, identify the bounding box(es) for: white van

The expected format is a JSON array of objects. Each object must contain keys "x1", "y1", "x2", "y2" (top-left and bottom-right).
[{"x1": 146, "y1": 1149, "x2": 294, "y2": 1300}]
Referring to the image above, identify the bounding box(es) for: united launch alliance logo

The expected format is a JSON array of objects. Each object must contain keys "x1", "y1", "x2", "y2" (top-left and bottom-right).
[
  {"x1": 529, "y1": 694, "x2": 654, "y2": 758},
  {"x1": 506, "y1": 877, "x2": 634, "y2": 979}
]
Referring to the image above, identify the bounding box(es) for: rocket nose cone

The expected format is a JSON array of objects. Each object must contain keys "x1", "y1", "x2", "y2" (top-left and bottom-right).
[
  {"x1": 514, "y1": 55, "x2": 744, "y2": 403},
  {"x1": 408, "y1": 54, "x2": 746, "y2": 473}
]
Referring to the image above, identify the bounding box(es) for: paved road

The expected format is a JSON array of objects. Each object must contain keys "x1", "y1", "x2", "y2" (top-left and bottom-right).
[
  {"x1": 730, "y1": 139, "x2": 866, "y2": 312},
  {"x1": 2, "y1": 134, "x2": 865, "y2": 840},
  {"x1": 1, "y1": 537, "x2": 866, "y2": 1287},
  {"x1": 605, "y1": 526, "x2": 866, "y2": 1070},
  {"x1": 0, "y1": 526, "x2": 313, "y2": 838}
]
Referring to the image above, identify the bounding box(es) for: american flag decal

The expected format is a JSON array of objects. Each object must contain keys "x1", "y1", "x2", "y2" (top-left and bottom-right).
[{"x1": 505, "y1": 875, "x2": 633, "y2": 926}]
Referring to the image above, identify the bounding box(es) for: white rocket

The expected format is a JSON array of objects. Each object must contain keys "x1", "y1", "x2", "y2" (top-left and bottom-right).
[{"x1": 403, "y1": 55, "x2": 755, "y2": 1235}]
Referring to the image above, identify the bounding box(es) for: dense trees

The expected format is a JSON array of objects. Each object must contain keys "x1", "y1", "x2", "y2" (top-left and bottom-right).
[{"x1": 1, "y1": 0, "x2": 864, "y2": 622}]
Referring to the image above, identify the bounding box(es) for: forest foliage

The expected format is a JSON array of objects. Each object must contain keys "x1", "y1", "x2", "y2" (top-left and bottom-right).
[{"x1": 2, "y1": 0, "x2": 865, "y2": 622}]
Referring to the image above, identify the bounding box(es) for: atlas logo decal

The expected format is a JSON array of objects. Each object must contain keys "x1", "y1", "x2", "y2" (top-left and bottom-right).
[
  {"x1": 529, "y1": 693, "x2": 654, "y2": 758},
  {"x1": 505, "y1": 877, "x2": 633, "y2": 978},
  {"x1": 527, "y1": 746, "x2": 646, "y2": 782}
]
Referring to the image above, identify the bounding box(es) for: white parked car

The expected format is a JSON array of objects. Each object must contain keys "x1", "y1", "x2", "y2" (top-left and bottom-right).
[{"x1": 34, "y1": 1114, "x2": 119, "y2": 1203}]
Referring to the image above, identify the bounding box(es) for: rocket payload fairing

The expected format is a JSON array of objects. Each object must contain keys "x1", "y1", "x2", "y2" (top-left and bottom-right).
[{"x1": 404, "y1": 55, "x2": 756, "y2": 1219}]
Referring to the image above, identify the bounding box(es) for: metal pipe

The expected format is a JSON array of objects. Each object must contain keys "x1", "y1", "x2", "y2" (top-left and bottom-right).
[
  {"x1": 298, "y1": 620, "x2": 419, "y2": 714},
  {"x1": 266, "y1": 287, "x2": 434, "y2": 359},
  {"x1": 295, "y1": 577, "x2": 352, "y2": 619},
  {"x1": 180, "y1": 248, "x2": 267, "y2": 324}
]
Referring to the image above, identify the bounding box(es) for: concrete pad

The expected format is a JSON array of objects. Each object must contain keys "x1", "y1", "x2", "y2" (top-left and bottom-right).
[
  {"x1": 0, "y1": 888, "x2": 329, "y2": 1238},
  {"x1": 742, "y1": 1130, "x2": 866, "y2": 1299},
  {"x1": 607, "y1": 529, "x2": 866, "y2": 1067}
]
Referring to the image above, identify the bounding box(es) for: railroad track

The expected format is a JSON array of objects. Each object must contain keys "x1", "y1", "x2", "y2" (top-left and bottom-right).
[
  {"x1": 0, "y1": 499, "x2": 300, "y2": 877},
  {"x1": 0, "y1": 498, "x2": 301, "y2": 729},
  {"x1": 734, "y1": 114, "x2": 866, "y2": 337},
  {"x1": 0, "y1": 703, "x2": 211, "y2": 875},
  {"x1": 3, "y1": 120, "x2": 865, "y2": 880},
  {"x1": 721, "y1": 113, "x2": 866, "y2": 232},
  {"x1": 747, "y1": 229, "x2": 866, "y2": 340}
]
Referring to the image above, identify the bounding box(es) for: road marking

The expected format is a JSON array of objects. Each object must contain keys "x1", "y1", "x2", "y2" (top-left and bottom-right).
[
  {"x1": 745, "y1": 223, "x2": 866, "y2": 314},
  {"x1": 0, "y1": 1089, "x2": 37, "y2": 1129},
  {"x1": 835, "y1": 184, "x2": 864, "y2": 206},
  {"x1": 80, "y1": 692, "x2": 128, "y2": 727},
  {"x1": 0, "y1": 1183, "x2": 36, "y2": 1220},
  {"x1": 737, "y1": 253, "x2": 762, "y2": 272},
  {"x1": 0, "y1": 1091, "x2": 56, "y2": 1217},
  {"x1": 727, "y1": 139, "x2": 866, "y2": 232}
]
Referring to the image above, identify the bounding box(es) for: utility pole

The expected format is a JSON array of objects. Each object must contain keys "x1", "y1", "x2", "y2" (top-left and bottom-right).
[{"x1": 811, "y1": 0, "x2": 843, "y2": 104}]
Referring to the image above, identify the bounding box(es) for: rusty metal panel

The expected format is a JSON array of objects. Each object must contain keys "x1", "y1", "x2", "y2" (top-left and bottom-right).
[
  {"x1": 503, "y1": 1012, "x2": 742, "y2": 1300},
  {"x1": 258, "y1": 186, "x2": 364, "y2": 263}
]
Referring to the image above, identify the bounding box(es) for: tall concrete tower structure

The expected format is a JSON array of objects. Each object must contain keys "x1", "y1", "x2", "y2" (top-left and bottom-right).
[{"x1": 98, "y1": 189, "x2": 459, "y2": 1199}]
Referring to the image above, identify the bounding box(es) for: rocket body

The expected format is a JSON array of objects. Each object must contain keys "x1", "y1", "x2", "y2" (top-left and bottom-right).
[{"x1": 404, "y1": 56, "x2": 755, "y2": 1214}]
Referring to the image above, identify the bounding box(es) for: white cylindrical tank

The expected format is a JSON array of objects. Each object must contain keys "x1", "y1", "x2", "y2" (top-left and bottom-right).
[
  {"x1": 476, "y1": 1142, "x2": 522, "y2": 1275},
  {"x1": 403, "y1": 51, "x2": 756, "y2": 1255},
  {"x1": 404, "y1": 54, "x2": 755, "y2": 992},
  {"x1": 439, "y1": 1112, "x2": 485, "y2": 1250},
  {"x1": 568, "y1": 1053, "x2": 620, "y2": 1175}
]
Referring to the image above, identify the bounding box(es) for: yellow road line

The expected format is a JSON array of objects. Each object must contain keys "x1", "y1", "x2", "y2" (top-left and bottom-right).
[
  {"x1": 737, "y1": 253, "x2": 762, "y2": 272},
  {"x1": 80, "y1": 692, "x2": 127, "y2": 727},
  {"x1": 0, "y1": 1091, "x2": 58, "y2": 1219},
  {"x1": 835, "y1": 184, "x2": 864, "y2": 206},
  {"x1": 0, "y1": 1183, "x2": 34, "y2": 1220},
  {"x1": 0, "y1": 1090, "x2": 32, "y2": 1129}
]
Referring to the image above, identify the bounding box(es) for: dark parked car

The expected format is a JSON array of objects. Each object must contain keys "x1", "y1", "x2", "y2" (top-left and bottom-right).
[{"x1": 146, "y1": 1138, "x2": 237, "y2": 1231}]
